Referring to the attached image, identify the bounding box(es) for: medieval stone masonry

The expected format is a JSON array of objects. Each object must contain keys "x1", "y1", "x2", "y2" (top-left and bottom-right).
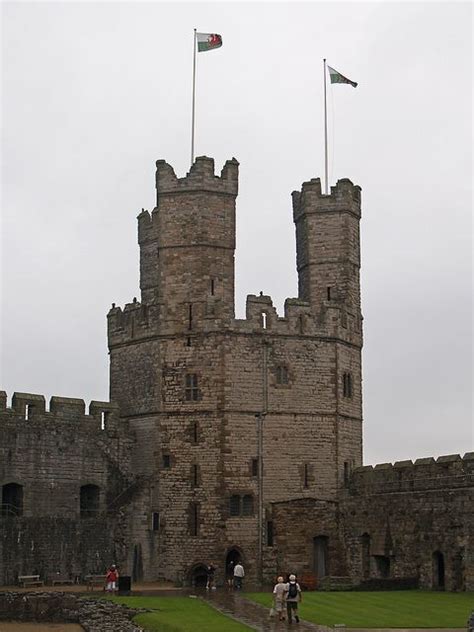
[{"x1": 1, "y1": 157, "x2": 472, "y2": 590}]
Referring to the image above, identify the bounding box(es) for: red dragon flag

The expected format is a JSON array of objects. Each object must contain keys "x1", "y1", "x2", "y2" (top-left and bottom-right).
[{"x1": 196, "y1": 32, "x2": 223, "y2": 52}]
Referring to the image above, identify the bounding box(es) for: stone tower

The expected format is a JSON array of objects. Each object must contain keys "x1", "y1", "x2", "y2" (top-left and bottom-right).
[{"x1": 107, "y1": 158, "x2": 363, "y2": 584}]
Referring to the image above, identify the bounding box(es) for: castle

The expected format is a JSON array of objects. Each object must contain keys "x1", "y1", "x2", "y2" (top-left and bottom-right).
[{"x1": 1, "y1": 157, "x2": 472, "y2": 591}]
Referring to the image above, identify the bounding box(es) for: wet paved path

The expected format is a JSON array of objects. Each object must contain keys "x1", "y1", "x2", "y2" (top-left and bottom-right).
[{"x1": 201, "y1": 589, "x2": 330, "y2": 631}]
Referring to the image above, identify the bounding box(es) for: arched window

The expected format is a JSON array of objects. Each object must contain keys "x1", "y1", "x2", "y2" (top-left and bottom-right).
[
  {"x1": 80, "y1": 484, "x2": 100, "y2": 517},
  {"x1": 2, "y1": 483, "x2": 23, "y2": 516}
]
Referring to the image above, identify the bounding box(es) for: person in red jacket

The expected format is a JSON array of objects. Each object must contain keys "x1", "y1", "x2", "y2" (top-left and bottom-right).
[{"x1": 105, "y1": 564, "x2": 119, "y2": 593}]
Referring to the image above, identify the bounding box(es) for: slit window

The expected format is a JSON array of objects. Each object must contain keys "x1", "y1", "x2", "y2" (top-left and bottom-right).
[
  {"x1": 188, "y1": 304, "x2": 193, "y2": 330},
  {"x1": 344, "y1": 461, "x2": 351, "y2": 485},
  {"x1": 261, "y1": 312, "x2": 267, "y2": 329},
  {"x1": 190, "y1": 502, "x2": 199, "y2": 536},
  {"x1": 25, "y1": 404, "x2": 32, "y2": 421},
  {"x1": 163, "y1": 454, "x2": 171, "y2": 468},
  {"x1": 192, "y1": 464, "x2": 199, "y2": 487},
  {"x1": 327, "y1": 287, "x2": 332, "y2": 300},
  {"x1": 343, "y1": 373, "x2": 353, "y2": 398},
  {"x1": 192, "y1": 421, "x2": 198, "y2": 443},
  {"x1": 210, "y1": 279, "x2": 215, "y2": 296},
  {"x1": 303, "y1": 463, "x2": 309, "y2": 488},
  {"x1": 100, "y1": 411, "x2": 109, "y2": 431},
  {"x1": 267, "y1": 521, "x2": 274, "y2": 547},
  {"x1": 185, "y1": 374, "x2": 200, "y2": 401},
  {"x1": 251, "y1": 458, "x2": 259, "y2": 477},
  {"x1": 151, "y1": 511, "x2": 160, "y2": 531}
]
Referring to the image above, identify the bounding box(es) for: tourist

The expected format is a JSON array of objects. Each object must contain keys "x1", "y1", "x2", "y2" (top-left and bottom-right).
[
  {"x1": 105, "y1": 564, "x2": 119, "y2": 593},
  {"x1": 226, "y1": 560, "x2": 235, "y2": 588},
  {"x1": 233, "y1": 560, "x2": 245, "y2": 589},
  {"x1": 272, "y1": 575, "x2": 286, "y2": 621},
  {"x1": 206, "y1": 564, "x2": 216, "y2": 590},
  {"x1": 285, "y1": 573, "x2": 302, "y2": 624}
]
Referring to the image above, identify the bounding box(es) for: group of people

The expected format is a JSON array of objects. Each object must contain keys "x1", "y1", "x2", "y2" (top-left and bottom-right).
[
  {"x1": 206, "y1": 560, "x2": 245, "y2": 590},
  {"x1": 272, "y1": 574, "x2": 302, "y2": 624}
]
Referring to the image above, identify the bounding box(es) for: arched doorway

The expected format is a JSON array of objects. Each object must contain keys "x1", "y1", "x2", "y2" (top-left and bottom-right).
[
  {"x1": 189, "y1": 564, "x2": 208, "y2": 588},
  {"x1": 225, "y1": 547, "x2": 243, "y2": 580},
  {"x1": 432, "y1": 551, "x2": 445, "y2": 590},
  {"x1": 313, "y1": 536, "x2": 329, "y2": 578}
]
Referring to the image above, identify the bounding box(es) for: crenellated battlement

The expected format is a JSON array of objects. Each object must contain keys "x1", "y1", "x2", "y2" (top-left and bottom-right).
[
  {"x1": 107, "y1": 299, "x2": 161, "y2": 345},
  {"x1": 349, "y1": 452, "x2": 474, "y2": 495},
  {"x1": 292, "y1": 177, "x2": 361, "y2": 221},
  {"x1": 155, "y1": 156, "x2": 239, "y2": 200},
  {"x1": 0, "y1": 390, "x2": 120, "y2": 433}
]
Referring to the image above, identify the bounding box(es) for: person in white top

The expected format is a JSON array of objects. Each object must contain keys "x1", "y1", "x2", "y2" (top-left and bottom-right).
[
  {"x1": 233, "y1": 561, "x2": 245, "y2": 589},
  {"x1": 272, "y1": 576, "x2": 287, "y2": 621}
]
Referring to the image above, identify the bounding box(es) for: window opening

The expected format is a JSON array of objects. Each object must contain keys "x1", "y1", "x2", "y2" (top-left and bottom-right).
[
  {"x1": 229, "y1": 495, "x2": 241, "y2": 517},
  {"x1": 298, "y1": 314, "x2": 305, "y2": 334},
  {"x1": 162, "y1": 454, "x2": 171, "y2": 468},
  {"x1": 25, "y1": 404, "x2": 30, "y2": 421},
  {"x1": 192, "y1": 464, "x2": 199, "y2": 487},
  {"x1": 251, "y1": 458, "x2": 259, "y2": 477},
  {"x1": 327, "y1": 287, "x2": 332, "y2": 301},
  {"x1": 188, "y1": 304, "x2": 193, "y2": 330},
  {"x1": 185, "y1": 374, "x2": 200, "y2": 401},
  {"x1": 344, "y1": 461, "x2": 351, "y2": 485},
  {"x1": 242, "y1": 494, "x2": 254, "y2": 516},
  {"x1": 210, "y1": 279, "x2": 215, "y2": 296},
  {"x1": 80, "y1": 484, "x2": 100, "y2": 518},
  {"x1": 303, "y1": 463, "x2": 309, "y2": 488},
  {"x1": 343, "y1": 373, "x2": 353, "y2": 398},
  {"x1": 267, "y1": 521, "x2": 274, "y2": 547},
  {"x1": 261, "y1": 312, "x2": 267, "y2": 329},
  {"x1": 186, "y1": 336, "x2": 192, "y2": 347},
  {"x1": 190, "y1": 502, "x2": 199, "y2": 536},
  {"x1": 151, "y1": 512, "x2": 160, "y2": 531},
  {"x1": 2, "y1": 483, "x2": 23, "y2": 517},
  {"x1": 101, "y1": 411, "x2": 109, "y2": 431},
  {"x1": 276, "y1": 366, "x2": 289, "y2": 385},
  {"x1": 192, "y1": 421, "x2": 198, "y2": 443}
]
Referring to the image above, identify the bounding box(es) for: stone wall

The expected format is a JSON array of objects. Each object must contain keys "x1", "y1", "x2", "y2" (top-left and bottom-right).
[{"x1": 0, "y1": 392, "x2": 135, "y2": 584}]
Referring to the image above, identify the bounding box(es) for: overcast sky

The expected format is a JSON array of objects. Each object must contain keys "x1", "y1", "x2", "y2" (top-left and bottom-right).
[{"x1": 1, "y1": 1, "x2": 472, "y2": 465}]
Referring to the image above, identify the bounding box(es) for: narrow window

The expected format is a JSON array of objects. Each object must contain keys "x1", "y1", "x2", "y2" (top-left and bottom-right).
[
  {"x1": 188, "y1": 304, "x2": 193, "y2": 330},
  {"x1": 229, "y1": 495, "x2": 241, "y2": 517},
  {"x1": 186, "y1": 336, "x2": 192, "y2": 347},
  {"x1": 298, "y1": 314, "x2": 305, "y2": 334},
  {"x1": 210, "y1": 279, "x2": 215, "y2": 296},
  {"x1": 162, "y1": 454, "x2": 171, "y2": 468},
  {"x1": 261, "y1": 312, "x2": 267, "y2": 329},
  {"x1": 2, "y1": 483, "x2": 23, "y2": 517},
  {"x1": 101, "y1": 411, "x2": 109, "y2": 431},
  {"x1": 242, "y1": 494, "x2": 254, "y2": 516},
  {"x1": 151, "y1": 511, "x2": 160, "y2": 531},
  {"x1": 251, "y1": 458, "x2": 259, "y2": 477},
  {"x1": 303, "y1": 463, "x2": 309, "y2": 488},
  {"x1": 276, "y1": 366, "x2": 289, "y2": 385},
  {"x1": 327, "y1": 287, "x2": 332, "y2": 301},
  {"x1": 344, "y1": 461, "x2": 350, "y2": 485},
  {"x1": 343, "y1": 373, "x2": 353, "y2": 398},
  {"x1": 267, "y1": 521, "x2": 274, "y2": 547},
  {"x1": 192, "y1": 421, "x2": 198, "y2": 444},
  {"x1": 80, "y1": 484, "x2": 100, "y2": 518},
  {"x1": 192, "y1": 464, "x2": 199, "y2": 487},
  {"x1": 190, "y1": 502, "x2": 199, "y2": 536},
  {"x1": 185, "y1": 374, "x2": 200, "y2": 401},
  {"x1": 25, "y1": 404, "x2": 30, "y2": 421}
]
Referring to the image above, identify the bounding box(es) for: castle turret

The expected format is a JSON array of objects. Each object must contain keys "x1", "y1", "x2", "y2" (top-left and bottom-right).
[
  {"x1": 293, "y1": 177, "x2": 361, "y2": 318},
  {"x1": 138, "y1": 156, "x2": 239, "y2": 327}
]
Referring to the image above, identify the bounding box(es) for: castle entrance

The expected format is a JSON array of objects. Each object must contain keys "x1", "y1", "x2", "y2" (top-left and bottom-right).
[
  {"x1": 225, "y1": 547, "x2": 243, "y2": 580},
  {"x1": 313, "y1": 536, "x2": 328, "y2": 578},
  {"x1": 432, "y1": 551, "x2": 445, "y2": 590},
  {"x1": 189, "y1": 564, "x2": 208, "y2": 587}
]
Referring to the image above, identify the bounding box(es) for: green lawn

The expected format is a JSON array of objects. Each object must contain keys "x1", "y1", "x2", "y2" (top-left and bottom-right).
[
  {"x1": 246, "y1": 590, "x2": 474, "y2": 628},
  {"x1": 107, "y1": 595, "x2": 252, "y2": 632}
]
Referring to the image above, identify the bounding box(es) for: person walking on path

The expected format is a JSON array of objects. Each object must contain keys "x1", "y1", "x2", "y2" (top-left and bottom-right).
[
  {"x1": 272, "y1": 575, "x2": 287, "y2": 621},
  {"x1": 206, "y1": 564, "x2": 216, "y2": 590},
  {"x1": 105, "y1": 564, "x2": 119, "y2": 593},
  {"x1": 226, "y1": 560, "x2": 235, "y2": 588},
  {"x1": 233, "y1": 561, "x2": 245, "y2": 589},
  {"x1": 285, "y1": 573, "x2": 302, "y2": 624}
]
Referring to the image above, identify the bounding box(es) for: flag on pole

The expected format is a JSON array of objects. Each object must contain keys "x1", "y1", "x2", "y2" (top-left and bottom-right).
[
  {"x1": 196, "y1": 33, "x2": 223, "y2": 52},
  {"x1": 327, "y1": 65, "x2": 358, "y2": 88}
]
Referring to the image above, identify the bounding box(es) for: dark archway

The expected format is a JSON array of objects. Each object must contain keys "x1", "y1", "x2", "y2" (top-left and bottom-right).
[
  {"x1": 225, "y1": 547, "x2": 244, "y2": 580},
  {"x1": 2, "y1": 483, "x2": 23, "y2": 516},
  {"x1": 132, "y1": 543, "x2": 143, "y2": 582},
  {"x1": 433, "y1": 551, "x2": 445, "y2": 590},
  {"x1": 80, "y1": 484, "x2": 100, "y2": 517},
  {"x1": 313, "y1": 536, "x2": 329, "y2": 578},
  {"x1": 189, "y1": 563, "x2": 208, "y2": 588},
  {"x1": 373, "y1": 555, "x2": 390, "y2": 578}
]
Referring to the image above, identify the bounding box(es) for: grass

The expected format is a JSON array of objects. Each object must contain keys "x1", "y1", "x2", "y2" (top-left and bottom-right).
[
  {"x1": 107, "y1": 595, "x2": 252, "y2": 632},
  {"x1": 246, "y1": 590, "x2": 474, "y2": 628}
]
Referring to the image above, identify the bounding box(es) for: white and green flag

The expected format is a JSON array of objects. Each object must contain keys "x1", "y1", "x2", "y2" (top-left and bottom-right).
[
  {"x1": 196, "y1": 32, "x2": 223, "y2": 52},
  {"x1": 327, "y1": 65, "x2": 358, "y2": 88}
]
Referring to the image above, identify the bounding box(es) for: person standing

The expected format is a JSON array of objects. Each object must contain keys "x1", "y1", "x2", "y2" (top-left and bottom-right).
[
  {"x1": 285, "y1": 573, "x2": 302, "y2": 624},
  {"x1": 272, "y1": 576, "x2": 287, "y2": 621},
  {"x1": 206, "y1": 564, "x2": 216, "y2": 590},
  {"x1": 105, "y1": 564, "x2": 119, "y2": 593},
  {"x1": 233, "y1": 560, "x2": 245, "y2": 589},
  {"x1": 226, "y1": 560, "x2": 235, "y2": 588}
]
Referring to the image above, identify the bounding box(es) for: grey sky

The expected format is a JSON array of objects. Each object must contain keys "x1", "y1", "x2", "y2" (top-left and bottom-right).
[{"x1": 1, "y1": 1, "x2": 472, "y2": 465}]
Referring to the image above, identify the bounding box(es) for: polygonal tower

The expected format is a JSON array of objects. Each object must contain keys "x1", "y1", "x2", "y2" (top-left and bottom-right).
[{"x1": 107, "y1": 158, "x2": 363, "y2": 585}]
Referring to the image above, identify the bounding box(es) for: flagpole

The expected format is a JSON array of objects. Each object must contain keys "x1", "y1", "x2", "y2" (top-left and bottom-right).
[
  {"x1": 323, "y1": 58, "x2": 328, "y2": 195},
  {"x1": 191, "y1": 28, "x2": 197, "y2": 166}
]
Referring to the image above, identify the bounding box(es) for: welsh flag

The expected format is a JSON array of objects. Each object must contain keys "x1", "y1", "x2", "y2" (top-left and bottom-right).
[
  {"x1": 328, "y1": 65, "x2": 358, "y2": 88},
  {"x1": 196, "y1": 33, "x2": 223, "y2": 52}
]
